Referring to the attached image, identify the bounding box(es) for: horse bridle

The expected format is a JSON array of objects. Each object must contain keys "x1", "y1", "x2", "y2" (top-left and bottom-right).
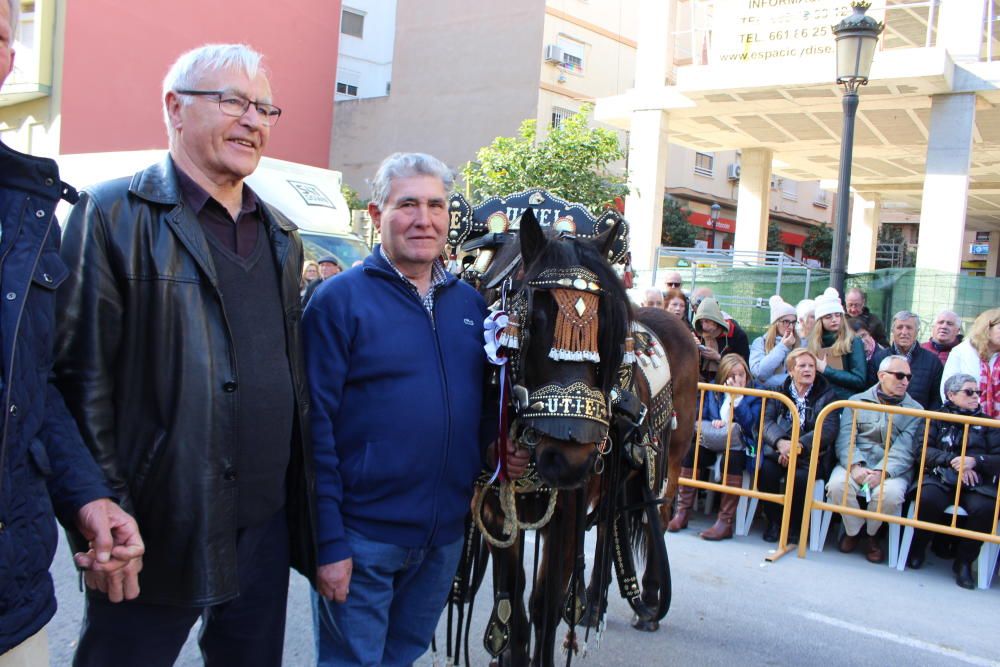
[{"x1": 496, "y1": 264, "x2": 613, "y2": 452}]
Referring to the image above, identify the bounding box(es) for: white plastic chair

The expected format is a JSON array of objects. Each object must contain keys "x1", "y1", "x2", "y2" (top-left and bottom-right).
[
  {"x1": 811, "y1": 486, "x2": 902, "y2": 567},
  {"x1": 897, "y1": 501, "x2": 999, "y2": 590}
]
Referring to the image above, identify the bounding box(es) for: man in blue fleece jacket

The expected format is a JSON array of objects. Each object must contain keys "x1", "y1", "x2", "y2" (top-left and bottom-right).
[{"x1": 304, "y1": 153, "x2": 493, "y2": 666}]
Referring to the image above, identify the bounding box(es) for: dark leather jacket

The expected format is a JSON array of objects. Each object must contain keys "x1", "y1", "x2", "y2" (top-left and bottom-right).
[
  {"x1": 919, "y1": 402, "x2": 1000, "y2": 498},
  {"x1": 54, "y1": 157, "x2": 317, "y2": 606},
  {"x1": 762, "y1": 373, "x2": 839, "y2": 474}
]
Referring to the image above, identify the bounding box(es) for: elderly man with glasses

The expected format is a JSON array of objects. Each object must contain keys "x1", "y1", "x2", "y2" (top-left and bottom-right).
[
  {"x1": 662, "y1": 270, "x2": 683, "y2": 291},
  {"x1": 887, "y1": 310, "x2": 943, "y2": 411},
  {"x1": 826, "y1": 355, "x2": 924, "y2": 563},
  {"x1": 53, "y1": 44, "x2": 316, "y2": 665}
]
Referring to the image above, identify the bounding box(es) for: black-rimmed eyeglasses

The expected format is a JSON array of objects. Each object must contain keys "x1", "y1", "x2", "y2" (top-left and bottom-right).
[{"x1": 174, "y1": 90, "x2": 282, "y2": 127}]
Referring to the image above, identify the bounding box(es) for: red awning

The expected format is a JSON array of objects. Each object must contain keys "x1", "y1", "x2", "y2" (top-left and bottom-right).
[
  {"x1": 780, "y1": 231, "x2": 807, "y2": 246},
  {"x1": 688, "y1": 211, "x2": 735, "y2": 233}
]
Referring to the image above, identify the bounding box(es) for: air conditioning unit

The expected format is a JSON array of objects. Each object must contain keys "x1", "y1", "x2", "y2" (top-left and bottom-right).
[
  {"x1": 544, "y1": 44, "x2": 565, "y2": 64},
  {"x1": 726, "y1": 163, "x2": 741, "y2": 181}
]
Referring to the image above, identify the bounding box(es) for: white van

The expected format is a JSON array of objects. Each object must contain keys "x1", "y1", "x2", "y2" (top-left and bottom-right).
[{"x1": 54, "y1": 150, "x2": 370, "y2": 269}]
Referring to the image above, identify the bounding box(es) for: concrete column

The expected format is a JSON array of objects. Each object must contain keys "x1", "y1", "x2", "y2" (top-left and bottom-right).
[
  {"x1": 915, "y1": 93, "x2": 975, "y2": 274},
  {"x1": 936, "y1": 0, "x2": 986, "y2": 62},
  {"x1": 625, "y1": 109, "x2": 670, "y2": 277},
  {"x1": 847, "y1": 193, "x2": 880, "y2": 274},
  {"x1": 986, "y1": 233, "x2": 999, "y2": 277},
  {"x1": 733, "y1": 147, "x2": 772, "y2": 261},
  {"x1": 623, "y1": 0, "x2": 672, "y2": 279}
]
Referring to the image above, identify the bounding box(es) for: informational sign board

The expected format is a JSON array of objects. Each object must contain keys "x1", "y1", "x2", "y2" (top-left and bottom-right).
[
  {"x1": 970, "y1": 243, "x2": 990, "y2": 256},
  {"x1": 710, "y1": 0, "x2": 885, "y2": 66}
]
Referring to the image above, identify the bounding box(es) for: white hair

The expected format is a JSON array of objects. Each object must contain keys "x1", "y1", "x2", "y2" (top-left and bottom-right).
[
  {"x1": 161, "y1": 44, "x2": 265, "y2": 141},
  {"x1": 370, "y1": 153, "x2": 454, "y2": 208},
  {"x1": 878, "y1": 354, "x2": 909, "y2": 373}
]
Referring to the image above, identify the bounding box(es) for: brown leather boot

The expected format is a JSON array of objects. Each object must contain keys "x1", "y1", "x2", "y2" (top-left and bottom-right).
[
  {"x1": 700, "y1": 474, "x2": 742, "y2": 541},
  {"x1": 667, "y1": 468, "x2": 697, "y2": 532}
]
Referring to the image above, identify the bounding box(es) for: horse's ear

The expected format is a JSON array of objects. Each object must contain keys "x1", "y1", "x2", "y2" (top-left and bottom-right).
[
  {"x1": 519, "y1": 208, "x2": 546, "y2": 267},
  {"x1": 590, "y1": 217, "x2": 622, "y2": 260}
]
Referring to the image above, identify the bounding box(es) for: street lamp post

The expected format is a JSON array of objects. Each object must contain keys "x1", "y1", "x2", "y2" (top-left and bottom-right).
[
  {"x1": 709, "y1": 202, "x2": 721, "y2": 250},
  {"x1": 830, "y1": 1, "x2": 883, "y2": 296}
]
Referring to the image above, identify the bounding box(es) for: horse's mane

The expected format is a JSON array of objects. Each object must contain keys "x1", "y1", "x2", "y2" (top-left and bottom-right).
[{"x1": 523, "y1": 231, "x2": 633, "y2": 392}]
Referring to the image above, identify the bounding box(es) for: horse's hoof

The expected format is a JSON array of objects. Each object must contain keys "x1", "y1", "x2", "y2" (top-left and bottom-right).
[{"x1": 631, "y1": 615, "x2": 660, "y2": 632}]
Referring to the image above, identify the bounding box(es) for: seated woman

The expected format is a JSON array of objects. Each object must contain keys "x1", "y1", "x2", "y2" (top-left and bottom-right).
[
  {"x1": 668, "y1": 354, "x2": 760, "y2": 541},
  {"x1": 807, "y1": 287, "x2": 867, "y2": 400},
  {"x1": 750, "y1": 295, "x2": 800, "y2": 390},
  {"x1": 758, "y1": 348, "x2": 840, "y2": 543},
  {"x1": 906, "y1": 373, "x2": 1000, "y2": 589}
]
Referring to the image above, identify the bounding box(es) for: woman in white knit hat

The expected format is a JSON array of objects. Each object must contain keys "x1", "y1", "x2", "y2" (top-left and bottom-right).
[
  {"x1": 806, "y1": 287, "x2": 867, "y2": 400},
  {"x1": 749, "y1": 295, "x2": 801, "y2": 390}
]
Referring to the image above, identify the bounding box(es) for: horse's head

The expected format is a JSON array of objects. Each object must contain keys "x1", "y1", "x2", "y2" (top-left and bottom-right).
[{"x1": 507, "y1": 208, "x2": 631, "y2": 489}]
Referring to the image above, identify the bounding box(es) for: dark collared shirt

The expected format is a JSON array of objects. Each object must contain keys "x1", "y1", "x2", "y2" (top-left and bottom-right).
[
  {"x1": 379, "y1": 245, "x2": 448, "y2": 315},
  {"x1": 176, "y1": 167, "x2": 262, "y2": 259}
]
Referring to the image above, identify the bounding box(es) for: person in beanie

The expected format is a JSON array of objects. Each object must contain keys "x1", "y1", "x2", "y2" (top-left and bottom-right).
[
  {"x1": 807, "y1": 287, "x2": 867, "y2": 400},
  {"x1": 750, "y1": 295, "x2": 801, "y2": 390},
  {"x1": 796, "y1": 298, "x2": 816, "y2": 339},
  {"x1": 694, "y1": 297, "x2": 750, "y2": 382}
]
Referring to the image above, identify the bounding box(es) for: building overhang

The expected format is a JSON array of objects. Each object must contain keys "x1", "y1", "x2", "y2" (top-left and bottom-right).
[{"x1": 596, "y1": 47, "x2": 1000, "y2": 230}]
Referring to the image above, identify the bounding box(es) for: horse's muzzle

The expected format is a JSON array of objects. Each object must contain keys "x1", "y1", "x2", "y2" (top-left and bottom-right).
[{"x1": 533, "y1": 438, "x2": 598, "y2": 489}]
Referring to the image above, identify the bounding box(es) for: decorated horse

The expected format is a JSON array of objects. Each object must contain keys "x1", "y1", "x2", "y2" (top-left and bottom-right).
[{"x1": 442, "y1": 190, "x2": 698, "y2": 667}]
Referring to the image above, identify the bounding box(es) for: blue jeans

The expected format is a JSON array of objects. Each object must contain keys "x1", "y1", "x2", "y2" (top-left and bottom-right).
[{"x1": 312, "y1": 530, "x2": 462, "y2": 667}]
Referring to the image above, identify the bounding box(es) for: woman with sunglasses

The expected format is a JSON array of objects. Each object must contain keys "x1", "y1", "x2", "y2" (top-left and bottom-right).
[
  {"x1": 750, "y1": 295, "x2": 801, "y2": 390},
  {"x1": 807, "y1": 287, "x2": 867, "y2": 401},
  {"x1": 942, "y1": 307, "x2": 1000, "y2": 418},
  {"x1": 906, "y1": 373, "x2": 1000, "y2": 588}
]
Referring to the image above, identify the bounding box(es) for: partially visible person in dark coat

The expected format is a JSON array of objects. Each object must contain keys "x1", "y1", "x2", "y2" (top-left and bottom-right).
[
  {"x1": 759, "y1": 349, "x2": 839, "y2": 543},
  {"x1": 850, "y1": 317, "x2": 888, "y2": 387},
  {"x1": 301, "y1": 254, "x2": 342, "y2": 305},
  {"x1": 886, "y1": 310, "x2": 943, "y2": 411},
  {"x1": 54, "y1": 44, "x2": 317, "y2": 666},
  {"x1": 845, "y1": 287, "x2": 888, "y2": 347},
  {"x1": 906, "y1": 373, "x2": 1000, "y2": 589},
  {"x1": 0, "y1": 1, "x2": 143, "y2": 661},
  {"x1": 922, "y1": 309, "x2": 963, "y2": 364}
]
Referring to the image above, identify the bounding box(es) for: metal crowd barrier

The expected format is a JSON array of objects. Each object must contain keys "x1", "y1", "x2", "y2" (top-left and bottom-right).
[
  {"x1": 679, "y1": 383, "x2": 802, "y2": 561},
  {"x1": 797, "y1": 400, "x2": 1000, "y2": 572}
]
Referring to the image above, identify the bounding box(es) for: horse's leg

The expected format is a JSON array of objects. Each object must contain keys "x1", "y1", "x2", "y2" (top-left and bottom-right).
[{"x1": 530, "y1": 495, "x2": 577, "y2": 667}]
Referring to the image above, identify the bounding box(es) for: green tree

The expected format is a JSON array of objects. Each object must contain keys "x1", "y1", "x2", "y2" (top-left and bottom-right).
[
  {"x1": 661, "y1": 198, "x2": 696, "y2": 247},
  {"x1": 462, "y1": 104, "x2": 628, "y2": 213},
  {"x1": 803, "y1": 222, "x2": 833, "y2": 266},
  {"x1": 767, "y1": 220, "x2": 784, "y2": 253},
  {"x1": 341, "y1": 183, "x2": 366, "y2": 213}
]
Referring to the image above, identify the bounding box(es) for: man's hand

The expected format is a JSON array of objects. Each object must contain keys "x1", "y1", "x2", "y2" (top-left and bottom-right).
[
  {"x1": 864, "y1": 469, "x2": 883, "y2": 487},
  {"x1": 700, "y1": 347, "x2": 721, "y2": 362},
  {"x1": 74, "y1": 499, "x2": 144, "y2": 602},
  {"x1": 850, "y1": 464, "x2": 869, "y2": 485},
  {"x1": 505, "y1": 440, "x2": 531, "y2": 480},
  {"x1": 317, "y1": 558, "x2": 353, "y2": 603}
]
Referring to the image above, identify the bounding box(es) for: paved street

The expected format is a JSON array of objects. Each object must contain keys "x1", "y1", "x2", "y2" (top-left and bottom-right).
[{"x1": 47, "y1": 510, "x2": 999, "y2": 666}]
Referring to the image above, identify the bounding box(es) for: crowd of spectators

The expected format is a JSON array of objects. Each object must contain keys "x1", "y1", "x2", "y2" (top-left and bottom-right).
[{"x1": 640, "y1": 276, "x2": 1000, "y2": 589}]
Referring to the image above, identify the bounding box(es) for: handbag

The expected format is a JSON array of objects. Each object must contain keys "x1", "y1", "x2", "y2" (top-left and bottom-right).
[{"x1": 699, "y1": 421, "x2": 743, "y2": 453}]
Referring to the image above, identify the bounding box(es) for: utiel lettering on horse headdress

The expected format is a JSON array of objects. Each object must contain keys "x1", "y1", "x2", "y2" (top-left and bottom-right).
[{"x1": 549, "y1": 289, "x2": 600, "y2": 362}]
